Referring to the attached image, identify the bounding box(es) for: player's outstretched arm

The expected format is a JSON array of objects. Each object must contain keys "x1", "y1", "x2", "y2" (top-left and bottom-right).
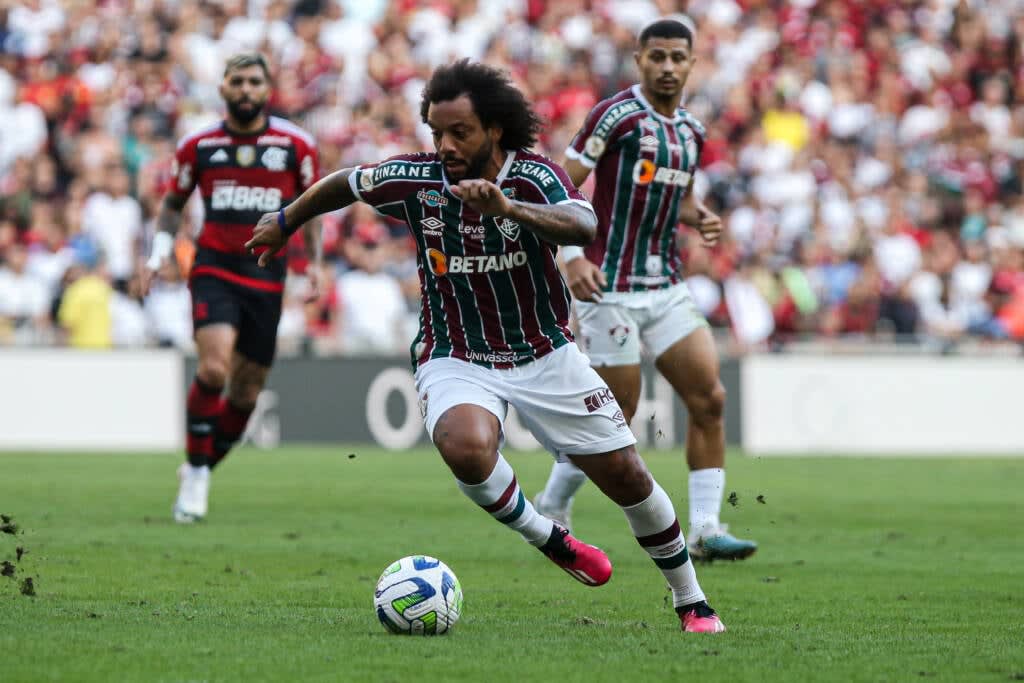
[
  {"x1": 451, "y1": 179, "x2": 597, "y2": 247},
  {"x1": 140, "y1": 194, "x2": 187, "y2": 296},
  {"x1": 246, "y1": 168, "x2": 357, "y2": 267}
]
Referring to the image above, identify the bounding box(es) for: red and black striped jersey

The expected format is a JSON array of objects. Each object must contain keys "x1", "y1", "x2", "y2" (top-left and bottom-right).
[{"x1": 169, "y1": 116, "x2": 319, "y2": 289}]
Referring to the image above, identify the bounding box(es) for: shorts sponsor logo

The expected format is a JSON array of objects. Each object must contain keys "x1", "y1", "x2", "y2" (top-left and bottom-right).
[
  {"x1": 611, "y1": 409, "x2": 627, "y2": 428},
  {"x1": 236, "y1": 145, "x2": 256, "y2": 166},
  {"x1": 609, "y1": 324, "x2": 630, "y2": 347},
  {"x1": 417, "y1": 189, "x2": 448, "y2": 207},
  {"x1": 426, "y1": 248, "x2": 448, "y2": 276},
  {"x1": 585, "y1": 135, "x2": 606, "y2": 158},
  {"x1": 495, "y1": 218, "x2": 520, "y2": 241},
  {"x1": 632, "y1": 159, "x2": 691, "y2": 187},
  {"x1": 420, "y1": 217, "x2": 444, "y2": 236},
  {"x1": 261, "y1": 146, "x2": 288, "y2": 171},
  {"x1": 211, "y1": 184, "x2": 283, "y2": 211},
  {"x1": 584, "y1": 387, "x2": 615, "y2": 413},
  {"x1": 194, "y1": 301, "x2": 208, "y2": 320}
]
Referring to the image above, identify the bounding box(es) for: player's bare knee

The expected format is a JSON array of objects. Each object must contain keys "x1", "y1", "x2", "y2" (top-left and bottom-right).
[
  {"x1": 433, "y1": 415, "x2": 498, "y2": 481},
  {"x1": 688, "y1": 382, "x2": 726, "y2": 429},
  {"x1": 196, "y1": 359, "x2": 229, "y2": 388}
]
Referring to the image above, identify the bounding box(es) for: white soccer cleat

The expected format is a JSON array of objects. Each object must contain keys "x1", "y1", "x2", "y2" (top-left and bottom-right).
[
  {"x1": 173, "y1": 463, "x2": 210, "y2": 524},
  {"x1": 533, "y1": 491, "x2": 573, "y2": 532}
]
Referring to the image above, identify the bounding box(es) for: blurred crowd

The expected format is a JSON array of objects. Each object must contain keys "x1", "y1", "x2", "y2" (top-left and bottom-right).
[{"x1": 3, "y1": 0, "x2": 1024, "y2": 355}]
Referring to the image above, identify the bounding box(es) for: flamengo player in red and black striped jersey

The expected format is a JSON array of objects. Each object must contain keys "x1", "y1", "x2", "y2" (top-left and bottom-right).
[
  {"x1": 246, "y1": 60, "x2": 726, "y2": 633},
  {"x1": 141, "y1": 53, "x2": 321, "y2": 524},
  {"x1": 535, "y1": 19, "x2": 758, "y2": 563}
]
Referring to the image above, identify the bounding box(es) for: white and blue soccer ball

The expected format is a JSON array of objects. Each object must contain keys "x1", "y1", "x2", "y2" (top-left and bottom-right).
[{"x1": 374, "y1": 555, "x2": 463, "y2": 635}]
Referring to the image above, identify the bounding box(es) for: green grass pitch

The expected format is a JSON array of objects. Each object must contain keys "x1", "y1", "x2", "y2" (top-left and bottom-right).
[{"x1": 1, "y1": 447, "x2": 1022, "y2": 682}]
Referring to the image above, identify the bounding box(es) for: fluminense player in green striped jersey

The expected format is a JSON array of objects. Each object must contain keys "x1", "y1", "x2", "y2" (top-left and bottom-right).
[
  {"x1": 535, "y1": 18, "x2": 759, "y2": 562},
  {"x1": 246, "y1": 60, "x2": 725, "y2": 632}
]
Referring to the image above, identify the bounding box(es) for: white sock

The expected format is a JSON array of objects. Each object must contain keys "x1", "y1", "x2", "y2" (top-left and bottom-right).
[
  {"x1": 457, "y1": 453, "x2": 554, "y2": 546},
  {"x1": 539, "y1": 459, "x2": 588, "y2": 509},
  {"x1": 689, "y1": 467, "x2": 724, "y2": 538},
  {"x1": 622, "y1": 480, "x2": 706, "y2": 608}
]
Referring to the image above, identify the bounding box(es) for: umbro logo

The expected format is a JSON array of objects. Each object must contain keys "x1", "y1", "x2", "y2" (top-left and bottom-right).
[
  {"x1": 639, "y1": 135, "x2": 659, "y2": 149},
  {"x1": 420, "y1": 216, "x2": 444, "y2": 236},
  {"x1": 210, "y1": 149, "x2": 229, "y2": 163}
]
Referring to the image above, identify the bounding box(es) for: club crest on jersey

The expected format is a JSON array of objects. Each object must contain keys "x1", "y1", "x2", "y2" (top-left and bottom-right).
[
  {"x1": 417, "y1": 189, "x2": 448, "y2": 207},
  {"x1": 495, "y1": 218, "x2": 520, "y2": 241},
  {"x1": 609, "y1": 325, "x2": 630, "y2": 347},
  {"x1": 210, "y1": 148, "x2": 229, "y2": 163},
  {"x1": 261, "y1": 146, "x2": 288, "y2": 171},
  {"x1": 585, "y1": 135, "x2": 606, "y2": 159},
  {"x1": 236, "y1": 145, "x2": 255, "y2": 166}
]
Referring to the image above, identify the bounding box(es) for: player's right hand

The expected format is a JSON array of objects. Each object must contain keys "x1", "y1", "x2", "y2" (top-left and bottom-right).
[
  {"x1": 565, "y1": 256, "x2": 607, "y2": 302},
  {"x1": 246, "y1": 212, "x2": 287, "y2": 268}
]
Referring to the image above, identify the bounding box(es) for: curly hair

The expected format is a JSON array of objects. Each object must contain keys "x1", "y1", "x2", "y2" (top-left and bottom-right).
[{"x1": 420, "y1": 59, "x2": 541, "y2": 151}]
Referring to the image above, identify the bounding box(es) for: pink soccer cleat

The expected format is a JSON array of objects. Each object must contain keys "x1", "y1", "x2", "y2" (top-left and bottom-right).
[
  {"x1": 677, "y1": 601, "x2": 727, "y2": 633},
  {"x1": 538, "y1": 525, "x2": 612, "y2": 587}
]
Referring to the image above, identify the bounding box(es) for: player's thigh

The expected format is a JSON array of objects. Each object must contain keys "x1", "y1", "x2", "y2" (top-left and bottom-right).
[
  {"x1": 641, "y1": 282, "x2": 710, "y2": 364},
  {"x1": 575, "y1": 300, "x2": 642, "y2": 367},
  {"x1": 191, "y1": 276, "x2": 241, "y2": 381},
  {"x1": 506, "y1": 344, "x2": 636, "y2": 462},
  {"x1": 654, "y1": 324, "x2": 721, "y2": 403},
  {"x1": 593, "y1": 364, "x2": 642, "y2": 423},
  {"x1": 414, "y1": 358, "x2": 508, "y2": 448},
  {"x1": 235, "y1": 286, "x2": 283, "y2": 368}
]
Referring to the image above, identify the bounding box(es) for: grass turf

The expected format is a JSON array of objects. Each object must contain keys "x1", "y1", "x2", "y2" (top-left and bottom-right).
[{"x1": 0, "y1": 447, "x2": 1022, "y2": 682}]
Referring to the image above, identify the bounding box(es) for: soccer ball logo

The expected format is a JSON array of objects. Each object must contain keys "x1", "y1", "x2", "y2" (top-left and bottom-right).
[{"x1": 374, "y1": 555, "x2": 463, "y2": 635}]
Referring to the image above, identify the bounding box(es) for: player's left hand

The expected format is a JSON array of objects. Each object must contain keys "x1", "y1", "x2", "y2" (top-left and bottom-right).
[
  {"x1": 450, "y1": 179, "x2": 513, "y2": 217},
  {"x1": 246, "y1": 212, "x2": 287, "y2": 267}
]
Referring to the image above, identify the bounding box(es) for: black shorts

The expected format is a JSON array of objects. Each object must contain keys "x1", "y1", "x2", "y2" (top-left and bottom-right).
[{"x1": 190, "y1": 274, "x2": 283, "y2": 366}]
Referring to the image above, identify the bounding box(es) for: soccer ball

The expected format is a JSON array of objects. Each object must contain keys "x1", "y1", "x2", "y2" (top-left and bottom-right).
[{"x1": 374, "y1": 555, "x2": 463, "y2": 635}]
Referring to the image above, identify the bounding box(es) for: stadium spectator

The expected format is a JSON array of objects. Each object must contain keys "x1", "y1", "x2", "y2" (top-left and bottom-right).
[{"x1": 1, "y1": 0, "x2": 1024, "y2": 353}]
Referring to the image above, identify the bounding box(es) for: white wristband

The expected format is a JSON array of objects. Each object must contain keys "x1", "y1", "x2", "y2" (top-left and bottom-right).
[
  {"x1": 560, "y1": 245, "x2": 585, "y2": 263},
  {"x1": 146, "y1": 231, "x2": 174, "y2": 271}
]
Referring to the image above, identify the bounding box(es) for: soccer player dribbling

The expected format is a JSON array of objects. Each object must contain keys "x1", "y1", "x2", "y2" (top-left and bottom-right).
[
  {"x1": 246, "y1": 60, "x2": 725, "y2": 633},
  {"x1": 141, "y1": 53, "x2": 321, "y2": 523},
  {"x1": 534, "y1": 18, "x2": 759, "y2": 562}
]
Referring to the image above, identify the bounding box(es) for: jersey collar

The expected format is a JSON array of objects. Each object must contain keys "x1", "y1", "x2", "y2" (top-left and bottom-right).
[{"x1": 631, "y1": 84, "x2": 683, "y2": 124}]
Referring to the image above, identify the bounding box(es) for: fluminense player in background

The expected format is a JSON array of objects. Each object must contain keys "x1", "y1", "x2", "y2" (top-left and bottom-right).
[
  {"x1": 534, "y1": 19, "x2": 758, "y2": 561},
  {"x1": 246, "y1": 60, "x2": 726, "y2": 632},
  {"x1": 141, "y1": 53, "x2": 321, "y2": 523}
]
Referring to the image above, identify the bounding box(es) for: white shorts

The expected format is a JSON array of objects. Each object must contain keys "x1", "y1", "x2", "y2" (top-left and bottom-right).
[
  {"x1": 576, "y1": 282, "x2": 708, "y2": 367},
  {"x1": 414, "y1": 344, "x2": 637, "y2": 460}
]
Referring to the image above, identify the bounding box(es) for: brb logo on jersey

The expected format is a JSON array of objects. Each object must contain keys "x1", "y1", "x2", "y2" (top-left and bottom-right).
[
  {"x1": 425, "y1": 249, "x2": 528, "y2": 276},
  {"x1": 632, "y1": 159, "x2": 691, "y2": 188},
  {"x1": 211, "y1": 184, "x2": 283, "y2": 211}
]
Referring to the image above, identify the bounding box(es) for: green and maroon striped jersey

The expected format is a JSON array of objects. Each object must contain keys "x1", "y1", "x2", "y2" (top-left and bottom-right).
[
  {"x1": 566, "y1": 85, "x2": 705, "y2": 292},
  {"x1": 348, "y1": 150, "x2": 593, "y2": 369}
]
